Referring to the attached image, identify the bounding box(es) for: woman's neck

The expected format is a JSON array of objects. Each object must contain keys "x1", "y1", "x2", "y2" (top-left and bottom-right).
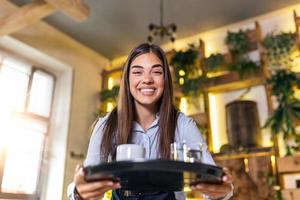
[{"x1": 135, "y1": 104, "x2": 157, "y2": 131}]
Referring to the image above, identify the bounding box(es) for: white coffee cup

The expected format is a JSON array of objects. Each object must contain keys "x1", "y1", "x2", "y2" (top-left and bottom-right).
[{"x1": 116, "y1": 144, "x2": 145, "y2": 161}]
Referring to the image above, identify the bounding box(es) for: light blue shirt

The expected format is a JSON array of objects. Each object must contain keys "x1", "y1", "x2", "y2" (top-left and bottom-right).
[
  {"x1": 84, "y1": 112, "x2": 215, "y2": 166},
  {"x1": 68, "y1": 112, "x2": 233, "y2": 200}
]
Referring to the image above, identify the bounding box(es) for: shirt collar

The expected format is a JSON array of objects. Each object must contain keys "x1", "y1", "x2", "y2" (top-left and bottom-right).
[{"x1": 132, "y1": 112, "x2": 160, "y2": 132}]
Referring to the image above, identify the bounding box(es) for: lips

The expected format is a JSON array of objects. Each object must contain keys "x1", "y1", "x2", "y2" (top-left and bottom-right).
[{"x1": 139, "y1": 88, "x2": 156, "y2": 95}]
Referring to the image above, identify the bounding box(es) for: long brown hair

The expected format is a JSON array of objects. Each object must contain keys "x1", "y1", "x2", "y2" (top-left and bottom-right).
[{"x1": 100, "y1": 43, "x2": 178, "y2": 160}]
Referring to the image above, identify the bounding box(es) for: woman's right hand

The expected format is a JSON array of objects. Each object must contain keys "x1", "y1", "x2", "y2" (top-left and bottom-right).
[{"x1": 74, "y1": 164, "x2": 121, "y2": 200}]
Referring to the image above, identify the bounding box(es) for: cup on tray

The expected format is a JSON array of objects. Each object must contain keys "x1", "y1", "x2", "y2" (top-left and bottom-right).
[{"x1": 116, "y1": 144, "x2": 145, "y2": 161}]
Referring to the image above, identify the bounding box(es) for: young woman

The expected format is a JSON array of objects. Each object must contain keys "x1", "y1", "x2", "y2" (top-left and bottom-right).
[{"x1": 68, "y1": 43, "x2": 233, "y2": 200}]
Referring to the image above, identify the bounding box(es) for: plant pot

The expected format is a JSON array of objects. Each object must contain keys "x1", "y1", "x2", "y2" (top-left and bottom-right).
[
  {"x1": 223, "y1": 52, "x2": 232, "y2": 64},
  {"x1": 246, "y1": 29, "x2": 259, "y2": 51},
  {"x1": 225, "y1": 100, "x2": 261, "y2": 149}
]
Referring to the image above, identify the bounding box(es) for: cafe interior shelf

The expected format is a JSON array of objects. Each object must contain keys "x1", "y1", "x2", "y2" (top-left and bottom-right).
[{"x1": 213, "y1": 147, "x2": 274, "y2": 161}]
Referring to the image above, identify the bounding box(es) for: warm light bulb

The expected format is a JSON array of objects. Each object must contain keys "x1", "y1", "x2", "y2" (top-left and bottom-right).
[
  {"x1": 106, "y1": 102, "x2": 113, "y2": 112},
  {"x1": 271, "y1": 155, "x2": 276, "y2": 175},
  {"x1": 179, "y1": 78, "x2": 185, "y2": 85},
  {"x1": 244, "y1": 158, "x2": 249, "y2": 173},
  {"x1": 179, "y1": 70, "x2": 186, "y2": 76},
  {"x1": 108, "y1": 77, "x2": 114, "y2": 90}
]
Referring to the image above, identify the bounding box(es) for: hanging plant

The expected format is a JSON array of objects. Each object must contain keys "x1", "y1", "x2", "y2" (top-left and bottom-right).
[
  {"x1": 263, "y1": 70, "x2": 300, "y2": 155},
  {"x1": 171, "y1": 45, "x2": 201, "y2": 95},
  {"x1": 203, "y1": 53, "x2": 225, "y2": 73},
  {"x1": 286, "y1": 134, "x2": 300, "y2": 152},
  {"x1": 181, "y1": 77, "x2": 204, "y2": 96},
  {"x1": 171, "y1": 46, "x2": 199, "y2": 80},
  {"x1": 98, "y1": 86, "x2": 120, "y2": 116},
  {"x1": 225, "y1": 30, "x2": 250, "y2": 55},
  {"x1": 227, "y1": 58, "x2": 259, "y2": 79},
  {"x1": 262, "y1": 32, "x2": 297, "y2": 69},
  {"x1": 100, "y1": 85, "x2": 120, "y2": 102},
  {"x1": 267, "y1": 70, "x2": 300, "y2": 102}
]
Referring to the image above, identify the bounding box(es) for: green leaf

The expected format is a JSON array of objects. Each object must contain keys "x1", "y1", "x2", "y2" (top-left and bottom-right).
[
  {"x1": 225, "y1": 30, "x2": 250, "y2": 55},
  {"x1": 227, "y1": 58, "x2": 258, "y2": 79},
  {"x1": 171, "y1": 45, "x2": 202, "y2": 96},
  {"x1": 100, "y1": 86, "x2": 120, "y2": 102},
  {"x1": 203, "y1": 53, "x2": 225, "y2": 72}
]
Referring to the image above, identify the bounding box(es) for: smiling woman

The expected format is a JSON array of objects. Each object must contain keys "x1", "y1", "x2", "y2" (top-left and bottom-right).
[
  {"x1": 129, "y1": 53, "x2": 165, "y2": 116},
  {"x1": 68, "y1": 43, "x2": 233, "y2": 200}
]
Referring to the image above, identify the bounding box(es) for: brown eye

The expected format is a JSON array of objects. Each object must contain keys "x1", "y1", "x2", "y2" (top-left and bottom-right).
[
  {"x1": 132, "y1": 71, "x2": 142, "y2": 75},
  {"x1": 153, "y1": 71, "x2": 163, "y2": 75}
]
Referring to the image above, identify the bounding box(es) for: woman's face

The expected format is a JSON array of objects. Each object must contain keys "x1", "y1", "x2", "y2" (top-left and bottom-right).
[{"x1": 129, "y1": 52, "x2": 165, "y2": 109}]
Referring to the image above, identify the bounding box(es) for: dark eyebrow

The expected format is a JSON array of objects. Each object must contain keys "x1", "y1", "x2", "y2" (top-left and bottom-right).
[
  {"x1": 152, "y1": 64, "x2": 163, "y2": 69},
  {"x1": 130, "y1": 64, "x2": 163, "y2": 69},
  {"x1": 131, "y1": 65, "x2": 143, "y2": 69}
]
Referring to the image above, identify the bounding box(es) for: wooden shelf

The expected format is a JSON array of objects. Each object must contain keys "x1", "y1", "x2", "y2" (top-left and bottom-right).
[
  {"x1": 173, "y1": 68, "x2": 265, "y2": 96},
  {"x1": 101, "y1": 66, "x2": 123, "y2": 76},
  {"x1": 277, "y1": 155, "x2": 300, "y2": 173},
  {"x1": 281, "y1": 189, "x2": 300, "y2": 200},
  {"x1": 205, "y1": 68, "x2": 265, "y2": 93},
  {"x1": 213, "y1": 147, "x2": 273, "y2": 161}
]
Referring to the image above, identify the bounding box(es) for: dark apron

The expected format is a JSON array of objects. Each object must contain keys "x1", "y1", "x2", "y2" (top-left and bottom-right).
[{"x1": 111, "y1": 189, "x2": 177, "y2": 200}]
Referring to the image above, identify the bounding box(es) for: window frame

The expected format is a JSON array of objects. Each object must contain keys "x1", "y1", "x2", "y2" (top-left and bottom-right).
[{"x1": 0, "y1": 56, "x2": 56, "y2": 199}]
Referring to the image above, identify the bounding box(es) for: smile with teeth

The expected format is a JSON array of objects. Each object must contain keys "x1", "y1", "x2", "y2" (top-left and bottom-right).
[{"x1": 139, "y1": 88, "x2": 156, "y2": 95}]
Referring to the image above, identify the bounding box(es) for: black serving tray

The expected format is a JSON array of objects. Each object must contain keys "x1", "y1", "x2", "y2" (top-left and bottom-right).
[{"x1": 84, "y1": 160, "x2": 224, "y2": 192}]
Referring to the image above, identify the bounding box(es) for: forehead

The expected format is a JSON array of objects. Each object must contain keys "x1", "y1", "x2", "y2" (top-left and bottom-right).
[{"x1": 130, "y1": 52, "x2": 162, "y2": 67}]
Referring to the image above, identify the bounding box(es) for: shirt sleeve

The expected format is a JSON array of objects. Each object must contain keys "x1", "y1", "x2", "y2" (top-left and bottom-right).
[
  {"x1": 83, "y1": 116, "x2": 108, "y2": 166},
  {"x1": 67, "y1": 115, "x2": 108, "y2": 199},
  {"x1": 67, "y1": 182, "x2": 76, "y2": 200},
  {"x1": 176, "y1": 112, "x2": 215, "y2": 165}
]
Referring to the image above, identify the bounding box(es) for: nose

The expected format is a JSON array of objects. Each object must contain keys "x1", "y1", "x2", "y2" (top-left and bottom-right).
[{"x1": 142, "y1": 73, "x2": 154, "y2": 84}]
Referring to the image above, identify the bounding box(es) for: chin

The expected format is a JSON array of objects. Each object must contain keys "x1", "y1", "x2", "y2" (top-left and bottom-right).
[
  {"x1": 139, "y1": 100, "x2": 158, "y2": 105},
  {"x1": 136, "y1": 98, "x2": 160, "y2": 107}
]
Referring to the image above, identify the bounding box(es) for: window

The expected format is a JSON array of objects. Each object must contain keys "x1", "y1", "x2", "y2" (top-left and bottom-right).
[{"x1": 0, "y1": 55, "x2": 55, "y2": 199}]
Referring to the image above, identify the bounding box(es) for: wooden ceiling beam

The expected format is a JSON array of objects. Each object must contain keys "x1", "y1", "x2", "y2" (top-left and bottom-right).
[
  {"x1": 0, "y1": 0, "x2": 56, "y2": 37},
  {"x1": 44, "y1": 0, "x2": 90, "y2": 22}
]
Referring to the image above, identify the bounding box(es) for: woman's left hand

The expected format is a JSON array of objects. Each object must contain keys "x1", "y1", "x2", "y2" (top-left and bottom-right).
[{"x1": 190, "y1": 167, "x2": 233, "y2": 199}]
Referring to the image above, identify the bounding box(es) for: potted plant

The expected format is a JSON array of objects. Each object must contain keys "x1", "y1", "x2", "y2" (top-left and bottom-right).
[
  {"x1": 227, "y1": 58, "x2": 259, "y2": 79},
  {"x1": 264, "y1": 69, "x2": 300, "y2": 155},
  {"x1": 224, "y1": 30, "x2": 259, "y2": 78},
  {"x1": 225, "y1": 30, "x2": 251, "y2": 55},
  {"x1": 100, "y1": 85, "x2": 120, "y2": 102},
  {"x1": 202, "y1": 53, "x2": 225, "y2": 73},
  {"x1": 98, "y1": 85, "x2": 120, "y2": 115},
  {"x1": 171, "y1": 45, "x2": 202, "y2": 96},
  {"x1": 262, "y1": 32, "x2": 297, "y2": 70}
]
